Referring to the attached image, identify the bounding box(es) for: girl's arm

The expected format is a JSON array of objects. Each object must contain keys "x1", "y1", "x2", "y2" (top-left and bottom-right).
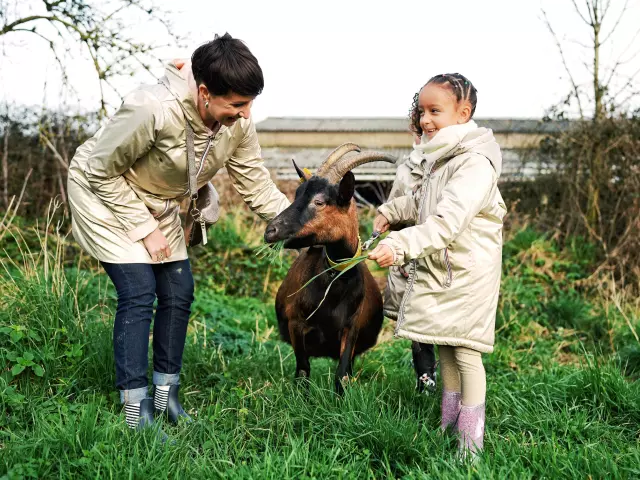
[
  {"x1": 84, "y1": 89, "x2": 163, "y2": 242},
  {"x1": 379, "y1": 155, "x2": 498, "y2": 265},
  {"x1": 377, "y1": 192, "x2": 419, "y2": 226}
]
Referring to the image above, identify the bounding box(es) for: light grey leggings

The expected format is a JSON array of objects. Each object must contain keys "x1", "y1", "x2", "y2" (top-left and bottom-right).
[{"x1": 439, "y1": 346, "x2": 486, "y2": 406}]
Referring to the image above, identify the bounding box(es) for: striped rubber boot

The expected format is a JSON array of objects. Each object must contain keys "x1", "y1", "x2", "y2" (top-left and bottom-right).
[
  {"x1": 154, "y1": 384, "x2": 192, "y2": 424},
  {"x1": 124, "y1": 398, "x2": 154, "y2": 430}
]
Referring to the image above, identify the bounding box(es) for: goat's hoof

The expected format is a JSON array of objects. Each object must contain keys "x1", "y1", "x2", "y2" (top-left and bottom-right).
[{"x1": 334, "y1": 375, "x2": 351, "y2": 396}]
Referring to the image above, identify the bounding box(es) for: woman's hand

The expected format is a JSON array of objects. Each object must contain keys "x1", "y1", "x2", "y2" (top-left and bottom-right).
[
  {"x1": 368, "y1": 244, "x2": 395, "y2": 268},
  {"x1": 143, "y1": 227, "x2": 171, "y2": 262},
  {"x1": 373, "y1": 214, "x2": 390, "y2": 234}
]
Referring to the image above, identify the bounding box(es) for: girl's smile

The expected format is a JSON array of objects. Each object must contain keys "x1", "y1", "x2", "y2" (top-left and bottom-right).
[{"x1": 418, "y1": 83, "x2": 472, "y2": 140}]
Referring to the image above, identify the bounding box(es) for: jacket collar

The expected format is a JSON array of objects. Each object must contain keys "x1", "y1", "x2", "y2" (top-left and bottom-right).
[
  {"x1": 409, "y1": 120, "x2": 503, "y2": 176},
  {"x1": 160, "y1": 60, "x2": 225, "y2": 138}
]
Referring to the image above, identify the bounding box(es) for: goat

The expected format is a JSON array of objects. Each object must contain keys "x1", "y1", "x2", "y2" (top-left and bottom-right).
[{"x1": 264, "y1": 144, "x2": 396, "y2": 394}]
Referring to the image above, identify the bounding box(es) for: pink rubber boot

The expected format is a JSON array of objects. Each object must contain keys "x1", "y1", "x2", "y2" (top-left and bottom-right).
[
  {"x1": 457, "y1": 403, "x2": 485, "y2": 459},
  {"x1": 441, "y1": 390, "x2": 462, "y2": 432}
]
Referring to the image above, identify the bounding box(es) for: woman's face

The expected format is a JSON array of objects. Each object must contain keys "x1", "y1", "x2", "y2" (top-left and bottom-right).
[
  {"x1": 199, "y1": 84, "x2": 254, "y2": 127},
  {"x1": 418, "y1": 83, "x2": 471, "y2": 140}
]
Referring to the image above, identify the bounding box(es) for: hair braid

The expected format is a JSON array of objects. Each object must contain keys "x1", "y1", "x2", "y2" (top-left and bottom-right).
[
  {"x1": 407, "y1": 73, "x2": 478, "y2": 137},
  {"x1": 428, "y1": 73, "x2": 478, "y2": 117}
]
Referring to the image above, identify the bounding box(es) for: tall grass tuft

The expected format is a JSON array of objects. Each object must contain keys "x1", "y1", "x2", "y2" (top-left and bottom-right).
[{"x1": 1, "y1": 210, "x2": 639, "y2": 478}]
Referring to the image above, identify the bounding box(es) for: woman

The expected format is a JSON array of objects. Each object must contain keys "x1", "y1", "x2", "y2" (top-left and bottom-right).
[{"x1": 67, "y1": 33, "x2": 290, "y2": 430}]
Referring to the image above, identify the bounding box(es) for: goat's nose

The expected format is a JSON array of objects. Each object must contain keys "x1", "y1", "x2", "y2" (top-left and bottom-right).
[{"x1": 264, "y1": 224, "x2": 278, "y2": 242}]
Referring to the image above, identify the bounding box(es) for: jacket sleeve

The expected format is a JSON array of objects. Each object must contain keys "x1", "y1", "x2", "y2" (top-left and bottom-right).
[
  {"x1": 83, "y1": 89, "x2": 163, "y2": 242},
  {"x1": 378, "y1": 193, "x2": 419, "y2": 225},
  {"x1": 379, "y1": 154, "x2": 497, "y2": 266},
  {"x1": 225, "y1": 118, "x2": 291, "y2": 221}
]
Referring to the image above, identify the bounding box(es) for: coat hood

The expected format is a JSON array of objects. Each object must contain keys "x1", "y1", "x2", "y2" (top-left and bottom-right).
[{"x1": 408, "y1": 120, "x2": 502, "y2": 176}]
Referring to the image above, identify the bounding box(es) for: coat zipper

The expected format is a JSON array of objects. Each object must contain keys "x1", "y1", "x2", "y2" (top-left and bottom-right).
[
  {"x1": 395, "y1": 162, "x2": 437, "y2": 335},
  {"x1": 197, "y1": 137, "x2": 213, "y2": 177},
  {"x1": 443, "y1": 248, "x2": 453, "y2": 288}
]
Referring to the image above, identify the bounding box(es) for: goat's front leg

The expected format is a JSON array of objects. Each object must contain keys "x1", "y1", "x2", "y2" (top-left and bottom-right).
[
  {"x1": 289, "y1": 321, "x2": 310, "y2": 380},
  {"x1": 335, "y1": 327, "x2": 357, "y2": 395}
]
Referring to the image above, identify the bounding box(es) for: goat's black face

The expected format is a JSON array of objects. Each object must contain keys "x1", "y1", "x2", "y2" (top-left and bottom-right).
[{"x1": 264, "y1": 171, "x2": 355, "y2": 248}]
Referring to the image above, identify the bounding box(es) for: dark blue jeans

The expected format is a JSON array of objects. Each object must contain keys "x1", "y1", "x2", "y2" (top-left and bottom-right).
[{"x1": 101, "y1": 259, "x2": 194, "y2": 403}]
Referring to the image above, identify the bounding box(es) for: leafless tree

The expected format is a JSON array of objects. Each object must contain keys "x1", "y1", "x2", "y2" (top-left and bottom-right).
[
  {"x1": 1, "y1": 0, "x2": 182, "y2": 117},
  {"x1": 542, "y1": 0, "x2": 640, "y2": 120}
]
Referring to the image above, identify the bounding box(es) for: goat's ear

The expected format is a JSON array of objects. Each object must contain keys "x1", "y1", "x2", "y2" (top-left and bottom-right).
[
  {"x1": 337, "y1": 171, "x2": 355, "y2": 206},
  {"x1": 292, "y1": 159, "x2": 312, "y2": 182}
]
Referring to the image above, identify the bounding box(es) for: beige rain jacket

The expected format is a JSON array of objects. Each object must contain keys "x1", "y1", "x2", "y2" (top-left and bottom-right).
[
  {"x1": 68, "y1": 61, "x2": 290, "y2": 263},
  {"x1": 378, "y1": 121, "x2": 507, "y2": 353}
]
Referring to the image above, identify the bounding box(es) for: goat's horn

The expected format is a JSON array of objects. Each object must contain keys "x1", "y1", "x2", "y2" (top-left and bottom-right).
[
  {"x1": 316, "y1": 143, "x2": 361, "y2": 177},
  {"x1": 326, "y1": 151, "x2": 398, "y2": 184}
]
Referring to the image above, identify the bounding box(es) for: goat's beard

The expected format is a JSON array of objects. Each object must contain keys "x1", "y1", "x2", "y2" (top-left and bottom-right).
[{"x1": 282, "y1": 233, "x2": 317, "y2": 250}]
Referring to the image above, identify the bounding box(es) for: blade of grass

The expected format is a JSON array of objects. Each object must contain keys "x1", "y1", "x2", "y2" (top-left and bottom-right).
[
  {"x1": 305, "y1": 259, "x2": 364, "y2": 320},
  {"x1": 254, "y1": 240, "x2": 285, "y2": 266},
  {"x1": 287, "y1": 254, "x2": 370, "y2": 298}
]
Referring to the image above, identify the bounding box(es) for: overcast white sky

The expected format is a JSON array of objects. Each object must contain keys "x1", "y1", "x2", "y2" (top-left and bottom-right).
[{"x1": 1, "y1": 0, "x2": 639, "y2": 122}]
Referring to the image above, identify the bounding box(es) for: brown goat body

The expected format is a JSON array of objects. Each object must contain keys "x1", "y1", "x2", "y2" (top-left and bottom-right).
[
  {"x1": 264, "y1": 144, "x2": 396, "y2": 393},
  {"x1": 275, "y1": 244, "x2": 383, "y2": 393}
]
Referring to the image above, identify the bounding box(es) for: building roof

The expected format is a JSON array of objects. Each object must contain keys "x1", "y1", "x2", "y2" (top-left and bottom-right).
[
  {"x1": 256, "y1": 116, "x2": 570, "y2": 134},
  {"x1": 261, "y1": 147, "x2": 551, "y2": 182}
]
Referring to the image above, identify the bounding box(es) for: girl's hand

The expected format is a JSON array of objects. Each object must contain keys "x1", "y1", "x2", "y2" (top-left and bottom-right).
[
  {"x1": 368, "y1": 244, "x2": 394, "y2": 268},
  {"x1": 143, "y1": 227, "x2": 171, "y2": 262},
  {"x1": 373, "y1": 214, "x2": 390, "y2": 234}
]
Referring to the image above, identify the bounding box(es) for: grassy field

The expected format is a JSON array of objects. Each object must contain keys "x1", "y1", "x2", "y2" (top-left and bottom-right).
[{"x1": 1, "y1": 206, "x2": 639, "y2": 479}]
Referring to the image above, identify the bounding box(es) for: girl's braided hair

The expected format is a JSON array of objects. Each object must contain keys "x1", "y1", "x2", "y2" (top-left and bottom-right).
[{"x1": 409, "y1": 73, "x2": 478, "y2": 137}]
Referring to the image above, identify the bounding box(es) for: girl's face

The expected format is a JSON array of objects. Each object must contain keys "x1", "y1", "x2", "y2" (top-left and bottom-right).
[{"x1": 418, "y1": 83, "x2": 472, "y2": 140}]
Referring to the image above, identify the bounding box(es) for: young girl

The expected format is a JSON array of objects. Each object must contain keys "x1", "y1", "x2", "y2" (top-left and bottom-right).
[
  {"x1": 368, "y1": 73, "x2": 506, "y2": 457},
  {"x1": 383, "y1": 143, "x2": 438, "y2": 395}
]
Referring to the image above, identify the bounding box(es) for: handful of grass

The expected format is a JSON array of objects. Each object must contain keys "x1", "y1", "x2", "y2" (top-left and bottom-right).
[{"x1": 254, "y1": 240, "x2": 285, "y2": 265}]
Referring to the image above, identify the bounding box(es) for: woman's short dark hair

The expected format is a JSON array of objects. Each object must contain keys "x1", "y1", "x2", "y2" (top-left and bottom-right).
[{"x1": 191, "y1": 33, "x2": 264, "y2": 97}]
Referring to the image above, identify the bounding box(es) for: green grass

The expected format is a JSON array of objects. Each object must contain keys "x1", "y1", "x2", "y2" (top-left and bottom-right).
[{"x1": 1, "y1": 211, "x2": 639, "y2": 479}]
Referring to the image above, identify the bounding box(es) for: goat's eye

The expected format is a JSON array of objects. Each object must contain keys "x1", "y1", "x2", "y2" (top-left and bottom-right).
[{"x1": 314, "y1": 200, "x2": 325, "y2": 207}]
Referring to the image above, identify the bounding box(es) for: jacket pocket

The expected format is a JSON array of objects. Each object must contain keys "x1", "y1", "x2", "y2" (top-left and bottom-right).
[
  {"x1": 151, "y1": 199, "x2": 170, "y2": 219},
  {"x1": 428, "y1": 249, "x2": 453, "y2": 288}
]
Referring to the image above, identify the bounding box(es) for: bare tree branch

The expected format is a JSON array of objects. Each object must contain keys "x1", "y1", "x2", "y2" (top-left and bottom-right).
[
  {"x1": 11, "y1": 27, "x2": 70, "y2": 85},
  {"x1": 572, "y1": 0, "x2": 593, "y2": 25},
  {"x1": 604, "y1": 27, "x2": 640, "y2": 87},
  {"x1": 1, "y1": 1, "x2": 182, "y2": 117},
  {"x1": 613, "y1": 88, "x2": 640, "y2": 109},
  {"x1": 600, "y1": 0, "x2": 630, "y2": 45},
  {"x1": 542, "y1": 8, "x2": 586, "y2": 118},
  {"x1": 38, "y1": 130, "x2": 69, "y2": 171},
  {"x1": 567, "y1": 38, "x2": 593, "y2": 49}
]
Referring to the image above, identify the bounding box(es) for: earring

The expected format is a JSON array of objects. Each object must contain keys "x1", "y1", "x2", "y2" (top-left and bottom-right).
[{"x1": 205, "y1": 99, "x2": 209, "y2": 109}]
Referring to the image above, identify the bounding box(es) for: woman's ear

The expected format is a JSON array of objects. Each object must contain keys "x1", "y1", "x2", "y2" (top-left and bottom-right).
[{"x1": 198, "y1": 83, "x2": 210, "y2": 99}]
